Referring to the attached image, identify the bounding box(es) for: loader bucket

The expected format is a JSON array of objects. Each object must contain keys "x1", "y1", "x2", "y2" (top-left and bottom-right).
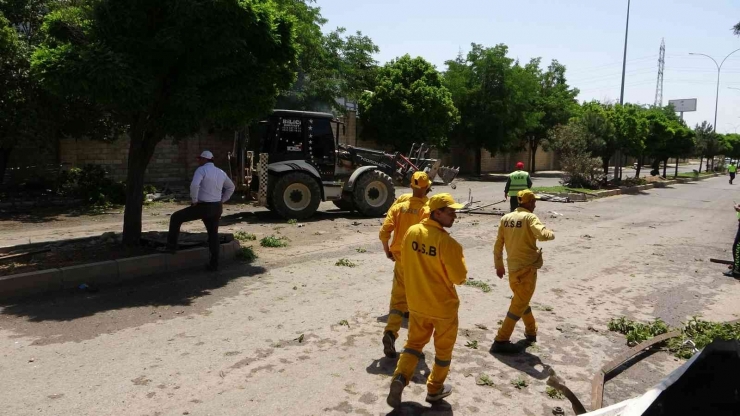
[{"x1": 437, "y1": 166, "x2": 460, "y2": 184}]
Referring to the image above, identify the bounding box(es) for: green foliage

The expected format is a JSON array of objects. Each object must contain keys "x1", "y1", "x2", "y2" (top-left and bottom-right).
[
  {"x1": 465, "y1": 279, "x2": 491, "y2": 293},
  {"x1": 667, "y1": 318, "x2": 740, "y2": 359},
  {"x1": 355, "y1": 247, "x2": 367, "y2": 253},
  {"x1": 335, "y1": 258, "x2": 357, "y2": 267},
  {"x1": 621, "y1": 177, "x2": 647, "y2": 187},
  {"x1": 236, "y1": 246, "x2": 257, "y2": 263},
  {"x1": 33, "y1": 0, "x2": 298, "y2": 244},
  {"x1": 465, "y1": 340, "x2": 479, "y2": 349},
  {"x1": 338, "y1": 319, "x2": 350, "y2": 328},
  {"x1": 444, "y1": 44, "x2": 538, "y2": 162},
  {"x1": 607, "y1": 317, "x2": 670, "y2": 346},
  {"x1": 546, "y1": 123, "x2": 604, "y2": 189},
  {"x1": 511, "y1": 377, "x2": 528, "y2": 389},
  {"x1": 546, "y1": 386, "x2": 565, "y2": 399},
  {"x1": 359, "y1": 54, "x2": 459, "y2": 150},
  {"x1": 234, "y1": 231, "x2": 257, "y2": 242},
  {"x1": 260, "y1": 235, "x2": 289, "y2": 248},
  {"x1": 287, "y1": 219, "x2": 298, "y2": 225},
  {"x1": 476, "y1": 373, "x2": 495, "y2": 387},
  {"x1": 58, "y1": 164, "x2": 125, "y2": 205}
]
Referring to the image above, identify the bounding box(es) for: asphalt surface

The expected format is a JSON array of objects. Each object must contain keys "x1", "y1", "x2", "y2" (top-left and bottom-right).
[{"x1": 1, "y1": 173, "x2": 738, "y2": 416}]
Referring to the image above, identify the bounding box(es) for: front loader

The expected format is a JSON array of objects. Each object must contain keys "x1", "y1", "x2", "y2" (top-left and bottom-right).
[{"x1": 227, "y1": 110, "x2": 459, "y2": 220}]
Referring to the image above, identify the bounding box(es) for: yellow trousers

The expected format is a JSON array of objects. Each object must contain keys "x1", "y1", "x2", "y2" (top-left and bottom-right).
[
  {"x1": 384, "y1": 258, "x2": 407, "y2": 339},
  {"x1": 495, "y1": 266, "x2": 538, "y2": 342},
  {"x1": 393, "y1": 314, "x2": 458, "y2": 394}
]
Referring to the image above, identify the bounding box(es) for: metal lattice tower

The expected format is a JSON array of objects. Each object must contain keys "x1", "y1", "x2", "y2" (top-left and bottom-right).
[{"x1": 654, "y1": 38, "x2": 665, "y2": 107}]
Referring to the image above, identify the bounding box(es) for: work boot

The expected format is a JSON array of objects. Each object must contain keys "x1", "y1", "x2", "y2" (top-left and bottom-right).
[
  {"x1": 425, "y1": 384, "x2": 453, "y2": 403},
  {"x1": 386, "y1": 374, "x2": 406, "y2": 408},
  {"x1": 525, "y1": 334, "x2": 537, "y2": 343},
  {"x1": 382, "y1": 331, "x2": 397, "y2": 358},
  {"x1": 490, "y1": 340, "x2": 521, "y2": 354},
  {"x1": 723, "y1": 270, "x2": 740, "y2": 278}
]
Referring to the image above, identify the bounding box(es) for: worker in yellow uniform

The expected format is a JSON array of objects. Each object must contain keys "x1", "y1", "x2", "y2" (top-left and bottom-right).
[
  {"x1": 387, "y1": 193, "x2": 467, "y2": 408},
  {"x1": 491, "y1": 189, "x2": 554, "y2": 354},
  {"x1": 505, "y1": 161, "x2": 533, "y2": 212},
  {"x1": 379, "y1": 171, "x2": 431, "y2": 358},
  {"x1": 728, "y1": 161, "x2": 737, "y2": 185}
]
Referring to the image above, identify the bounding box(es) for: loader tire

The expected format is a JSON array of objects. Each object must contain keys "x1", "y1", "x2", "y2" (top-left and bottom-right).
[
  {"x1": 270, "y1": 172, "x2": 321, "y2": 220},
  {"x1": 353, "y1": 170, "x2": 394, "y2": 217}
]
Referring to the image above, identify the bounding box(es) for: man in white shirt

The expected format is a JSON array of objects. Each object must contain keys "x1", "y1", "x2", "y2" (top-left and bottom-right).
[{"x1": 163, "y1": 151, "x2": 236, "y2": 271}]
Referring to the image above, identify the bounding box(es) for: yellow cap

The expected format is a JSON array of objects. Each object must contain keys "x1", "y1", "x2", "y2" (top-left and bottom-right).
[
  {"x1": 410, "y1": 171, "x2": 431, "y2": 189},
  {"x1": 428, "y1": 193, "x2": 465, "y2": 211},
  {"x1": 517, "y1": 189, "x2": 537, "y2": 204}
]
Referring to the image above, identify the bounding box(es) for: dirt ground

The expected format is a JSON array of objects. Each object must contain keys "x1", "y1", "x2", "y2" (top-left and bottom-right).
[{"x1": 0, "y1": 175, "x2": 738, "y2": 416}]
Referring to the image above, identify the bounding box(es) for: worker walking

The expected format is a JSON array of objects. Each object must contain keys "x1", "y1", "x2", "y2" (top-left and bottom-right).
[
  {"x1": 729, "y1": 162, "x2": 737, "y2": 185},
  {"x1": 161, "y1": 151, "x2": 235, "y2": 272},
  {"x1": 505, "y1": 162, "x2": 533, "y2": 212},
  {"x1": 379, "y1": 172, "x2": 431, "y2": 357},
  {"x1": 491, "y1": 190, "x2": 554, "y2": 354},
  {"x1": 387, "y1": 193, "x2": 467, "y2": 408}
]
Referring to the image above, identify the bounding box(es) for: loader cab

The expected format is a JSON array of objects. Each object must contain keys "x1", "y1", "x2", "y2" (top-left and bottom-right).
[{"x1": 260, "y1": 110, "x2": 342, "y2": 180}]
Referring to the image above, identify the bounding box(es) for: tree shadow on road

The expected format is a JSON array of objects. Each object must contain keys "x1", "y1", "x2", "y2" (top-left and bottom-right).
[
  {"x1": 0, "y1": 262, "x2": 267, "y2": 324},
  {"x1": 366, "y1": 356, "x2": 431, "y2": 385},
  {"x1": 220, "y1": 208, "x2": 372, "y2": 227},
  {"x1": 489, "y1": 340, "x2": 550, "y2": 380},
  {"x1": 385, "y1": 400, "x2": 453, "y2": 415}
]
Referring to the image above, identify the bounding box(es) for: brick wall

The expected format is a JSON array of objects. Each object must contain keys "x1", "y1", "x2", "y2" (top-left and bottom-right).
[{"x1": 60, "y1": 129, "x2": 234, "y2": 186}]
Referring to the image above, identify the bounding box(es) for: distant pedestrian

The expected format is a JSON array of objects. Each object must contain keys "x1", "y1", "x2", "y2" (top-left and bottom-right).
[
  {"x1": 161, "y1": 151, "x2": 235, "y2": 272},
  {"x1": 729, "y1": 162, "x2": 737, "y2": 185},
  {"x1": 505, "y1": 162, "x2": 533, "y2": 212}
]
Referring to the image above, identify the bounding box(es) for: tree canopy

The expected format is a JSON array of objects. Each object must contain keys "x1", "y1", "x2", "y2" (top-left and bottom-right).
[
  {"x1": 358, "y1": 54, "x2": 458, "y2": 151},
  {"x1": 33, "y1": 0, "x2": 298, "y2": 245}
]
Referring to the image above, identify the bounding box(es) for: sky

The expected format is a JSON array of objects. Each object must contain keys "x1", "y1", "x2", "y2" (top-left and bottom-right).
[{"x1": 315, "y1": 0, "x2": 740, "y2": 133}]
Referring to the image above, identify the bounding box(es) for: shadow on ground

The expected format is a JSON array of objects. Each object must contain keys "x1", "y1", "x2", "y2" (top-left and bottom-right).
[
  {"x1": 366, "y1": 356, "x2": 431, "y2": 385},
  {"x1": 386, "y1": 401, "x2": 453, "y2": 416},
  {"x1": 220, "y1": 208, "x2": 373, "y2": 227},
  {"x1": 490, "y1": 340, "x2": 550, "y2": 380},
  {"x1": 0, "y1": 262, "x2": 267, "y2": 323}
]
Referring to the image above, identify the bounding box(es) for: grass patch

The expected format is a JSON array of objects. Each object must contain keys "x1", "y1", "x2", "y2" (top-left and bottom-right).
[
  {"x1": 511, "y1": 377, "x2": 528, "y2": 389},
  {"x1": 355, "y1": 247, "x2": 367, "y2": 253},
  {"x1": 531, "y1": 186, "x2": 596, "y2": 195},
  {"x1": 465, "y1": 340, "x2": 479, "y2": 349},
  {"x1": 465, "y1": 279, "x2": 492, "y2": 293},
  {"x1": 234, "y1": 231, "x2": 256, "y2": 242},
  {"x1": 546, "y1": 386, "x2": 565, "y2": 399},
  {"x1": 339, "y1": 320, "x2": 350, "y2": 328},
  {"x1": 260, "y1": 235, "x2": 288, "y2": 248},
  {"x1": 236, "y1": 246, "x2": 258, "y2": 263},
  {"x1": 335, "y1": 258, "x2": 358, "y2": 268},
  {"x1": 677, "y1": 171, "x2": 715, "y2": 178},
  {"x1": 608, "y1": 316, "x2": 740, "y2": 359},
  {"x1": 476, "y1": 374, "x2": 495, "y2": 387}
]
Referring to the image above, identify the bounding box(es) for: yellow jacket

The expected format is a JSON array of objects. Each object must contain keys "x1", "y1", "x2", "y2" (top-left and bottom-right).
[
  {"x1": 494, "y1": 207, "x2": 554, "y2": 273},
  {"x1": 402, "y1": 219, "x2": 468, "y2": 320},
  {"x1": 379, "y1": 197, "x2": 427, "y2": 255},
  {"x1": 393, "y1": 193, "x2": 428, "y2": 206}
]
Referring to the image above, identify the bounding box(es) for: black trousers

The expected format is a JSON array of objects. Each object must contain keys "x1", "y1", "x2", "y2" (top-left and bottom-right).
[
  {"x1": 167, "y1": 202, "x2": 223, "y2": 267},
  {"x1": 733, "y1": 222, "x2": 740, "y2": 274},
  {"x1": 730, "y1": 172, "x2": 735, "y2": 184},
  {"x1": 509, "y1": 197, "x2": 519, "y2": 212}
]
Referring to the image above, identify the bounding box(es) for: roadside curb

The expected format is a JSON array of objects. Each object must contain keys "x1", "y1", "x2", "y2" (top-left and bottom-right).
[
  {"x1": 0, "y1": 240, "x2": 241, "y2": 301},
  {"x1": 587, "y1": 173, "x2": 719, "y2": 200}
]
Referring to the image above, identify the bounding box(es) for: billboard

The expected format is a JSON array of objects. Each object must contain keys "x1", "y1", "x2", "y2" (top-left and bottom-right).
[{"x1": 668, "y1": 99, "x2": 697, "y2": 112}]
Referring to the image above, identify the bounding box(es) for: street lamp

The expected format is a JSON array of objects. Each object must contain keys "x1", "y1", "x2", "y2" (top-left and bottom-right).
[{"x1": 689, "y1": 48, "x2": 740, "y2": 132}]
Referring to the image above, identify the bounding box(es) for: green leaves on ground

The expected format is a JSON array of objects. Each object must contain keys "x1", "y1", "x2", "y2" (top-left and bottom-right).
[
  {"x1": 335, "y1": 258, "x2": 357, "y2": 268},
  {"x1": 236, "y1": 246, "x2": 257, "y2": 263},
  {"x1": 234, "y1": 231, "x2": 257, "y2": 242},
  {"x1": 546, "y1": 386, "x2": 564, "y2": 399},
  {"x1": 260, "y1": 235, "x2": 289, "y2": 248},
  {"x1": 465, "y1": 279, "x2": 491, "y2": 293},
  {"x1": 476, "y1": 374, "x2": 495, "y2": 387},
  {"x1": 511, "y1": 377, "x2": 528, "y2": 389},
  {"x1": 465, "y1": 340, "x2": 479, "y2": 349},
  {"x1": 608, "y1": 316, "x2": 740, "y2": 359}
]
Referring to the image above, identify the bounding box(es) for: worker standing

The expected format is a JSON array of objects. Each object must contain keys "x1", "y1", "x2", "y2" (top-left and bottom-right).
[
  {"x1": 161, "y1": 151, "x2": 235, "y2": 272},
  {"x1": 491, "y1": 190, "x2": 554, "y2": 354},
  {"x1": 387, "y1": 193, "x2": 467, "y2": 408},
  {"x1": 729, "y1": 162, "x2": 737, "y2": 185},
  {"x1": 379, "y1": 172, "x2": 431, "y2": 358},
  {"x1": 505, "y1": 162, "x2": 533, "y2": 212},
  {"x1": 724, "y1": 204, "x2": 740, "y2": 278}
]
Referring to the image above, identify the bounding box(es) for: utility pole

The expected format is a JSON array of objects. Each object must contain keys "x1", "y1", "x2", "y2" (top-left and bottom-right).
[
  {"x1": 654, "y1": 39, "x2": 665, "y2": 107},
  {"x1": 616, "y1": 0, "x2": 631, "y2": 180}
]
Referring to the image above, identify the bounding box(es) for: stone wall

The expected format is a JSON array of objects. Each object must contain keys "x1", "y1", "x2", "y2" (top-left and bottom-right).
[{"x1": 59, "y1": 129, "x2": 234, "y2": 186}]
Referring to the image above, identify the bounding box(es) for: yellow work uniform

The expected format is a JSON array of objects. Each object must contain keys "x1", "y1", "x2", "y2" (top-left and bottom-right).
[
  {"x1": 379, "y1": 197, "x2": 427, "y2": 338},
  {"x1": 493, "y1": 208, "x2": 554, "y2": 342},
  {"x1": 393, "y1": 219, "x2": 467, "y2": 394}
]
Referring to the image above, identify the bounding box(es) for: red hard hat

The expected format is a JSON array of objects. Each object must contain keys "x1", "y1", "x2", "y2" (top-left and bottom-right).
[{"x1": 516, "y1": 162, "x2": 524, "y2": 169}]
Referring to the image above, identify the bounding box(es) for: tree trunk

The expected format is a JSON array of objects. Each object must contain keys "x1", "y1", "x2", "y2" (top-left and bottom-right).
[
  {"x1": 662, "y1": 158, "x2": 668, "y2": 178},
  {"x1": 674, "y1": 157, "x2": 679, "y2": 178},
  {"x1": 602, "y1": 157, "x2": 609, "y2": 178},
  {"x1": 698, "y1": 156, "x2": 703, "y2": 173},
  {"x1": 529, "y1": 137, "x2": 538, "y2": 174},
  {"x1": 635, "y1": 154, "x2": 642, "y2": 178},
  {"x1": 122, "y1": 127, "x2": 162, "y2": 246},
  {"x1": 0, "y1": 147, "x2": 11, "y2": 188},
  {"x1": 474, "y1": 147, "x2": 482, "y2": 177}
]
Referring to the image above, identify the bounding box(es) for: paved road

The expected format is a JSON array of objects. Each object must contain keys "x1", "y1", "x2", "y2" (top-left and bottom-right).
[{"x1": 1, "y1": 176, "x2": 739, "y2": 415}]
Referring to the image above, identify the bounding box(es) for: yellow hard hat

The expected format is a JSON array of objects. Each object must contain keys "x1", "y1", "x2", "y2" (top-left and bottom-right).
[
  {"x1": 428, "y1": 193, "x2": 464, "y2": 211},
  {"x1": 410, "y1": 171, "x2": 431, "y2": 189},
  {"x1": 517, "y1": 189, "x2": 537, "y2": 204}
]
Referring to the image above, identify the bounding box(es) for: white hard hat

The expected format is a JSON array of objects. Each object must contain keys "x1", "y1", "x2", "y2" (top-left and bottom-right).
[{"x1": 199, "y1": 150, "x2": 214, "y2": 159}]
